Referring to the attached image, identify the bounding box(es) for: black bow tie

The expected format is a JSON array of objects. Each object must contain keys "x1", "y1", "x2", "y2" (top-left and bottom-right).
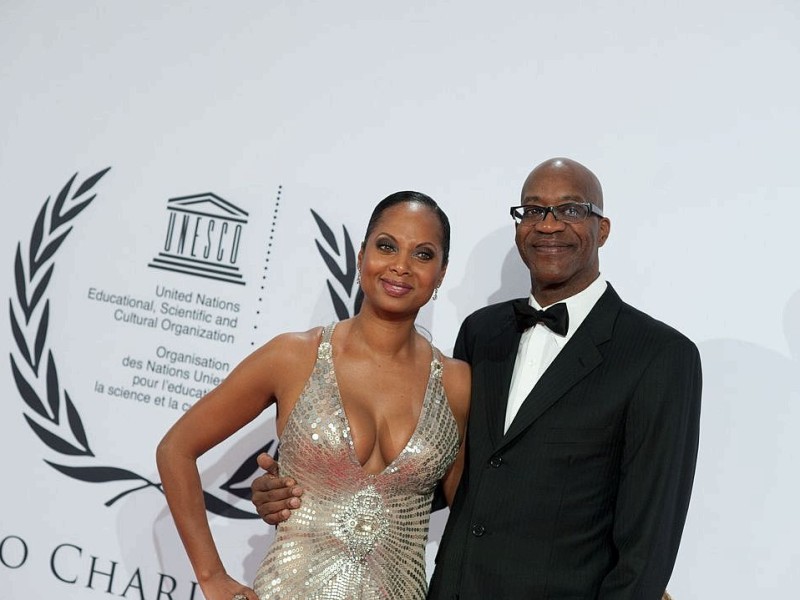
[{"x1": 512, "y1": 300, "x2": 569, "y2": 336}]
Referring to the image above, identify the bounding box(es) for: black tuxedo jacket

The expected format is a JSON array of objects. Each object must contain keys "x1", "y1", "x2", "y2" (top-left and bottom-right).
[{"x1": 428, "y1": 285, "x2": 702, "y2": 599}]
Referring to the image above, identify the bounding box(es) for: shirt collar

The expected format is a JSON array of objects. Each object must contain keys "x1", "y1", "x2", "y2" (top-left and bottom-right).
[{"x1": 528, "y1": 276, "x2": 607, "y2": 343}]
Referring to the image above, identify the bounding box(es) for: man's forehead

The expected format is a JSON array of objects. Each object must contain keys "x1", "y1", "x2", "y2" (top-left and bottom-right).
[
  {"x1": 521, "y1": 177, "x2": 589, "y2": 200},
  {"x1": 522, "y1": 168, "x2": 597, "y2": 202},
  {"x1": 522, "y1": 192, "x2": 586, "y2": 204}
]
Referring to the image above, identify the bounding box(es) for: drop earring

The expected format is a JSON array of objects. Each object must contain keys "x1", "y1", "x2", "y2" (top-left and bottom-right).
[
  {"x1": 356, "y1": 269, "x2": 361, "y2": 285},
  {"x1": 432, "y1": 287, "x2": 439, "y2": 301}
]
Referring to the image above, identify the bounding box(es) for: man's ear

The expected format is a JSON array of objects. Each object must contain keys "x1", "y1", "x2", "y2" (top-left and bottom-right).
[{"x1": 598, "y1": 218, "x2": 611, "y2": 247}]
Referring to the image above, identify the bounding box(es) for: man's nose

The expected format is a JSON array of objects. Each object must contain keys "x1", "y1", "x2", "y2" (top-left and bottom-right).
[{"x1": 534, "y1": 209, "x2": 565, "y2": 231}]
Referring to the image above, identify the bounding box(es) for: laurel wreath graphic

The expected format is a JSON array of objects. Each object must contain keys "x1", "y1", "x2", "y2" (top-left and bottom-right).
[
  {"x1": 9, "y1": 169, "x2": 267, "y2": 519},
  {"x1": 311, "y1": 209, "x2": 363, "y2": 318}
]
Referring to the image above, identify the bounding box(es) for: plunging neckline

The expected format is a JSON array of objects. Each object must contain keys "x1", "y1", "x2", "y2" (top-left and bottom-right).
[{"x1": 325, "y1": 324, "x2": 439, "y2": 478}]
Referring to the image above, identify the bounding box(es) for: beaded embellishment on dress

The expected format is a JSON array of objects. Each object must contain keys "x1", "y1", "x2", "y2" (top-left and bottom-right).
[{"x1": 253, "y1": 323, "x2": 460, "y2": 599}]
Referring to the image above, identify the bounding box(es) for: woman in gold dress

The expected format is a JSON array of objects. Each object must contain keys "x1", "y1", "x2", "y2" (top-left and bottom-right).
[{"x1": 157, "y1": 191, "x2": 470, "y2": 600}]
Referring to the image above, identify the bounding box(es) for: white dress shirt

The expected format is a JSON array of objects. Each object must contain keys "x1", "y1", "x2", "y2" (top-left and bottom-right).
[{"x1": 504, "y1": 276, "x2": 608, "y2": 433}]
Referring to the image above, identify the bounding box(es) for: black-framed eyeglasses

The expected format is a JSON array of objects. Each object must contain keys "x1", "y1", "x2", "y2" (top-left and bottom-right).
[{"x1": 509, "y1": 202, "x2": 604, "y2": 225}]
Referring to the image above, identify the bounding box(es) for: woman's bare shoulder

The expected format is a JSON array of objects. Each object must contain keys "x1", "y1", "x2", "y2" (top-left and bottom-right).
[
  {"x1": 234, "y1": 326, "x2": 326, "y2": 382},
  {"x1": 254, "y1": 326, "x2": 324, "y2": 358},
  {"x1": 440, "y1": 354, "x2": 469, "y2": 378}
]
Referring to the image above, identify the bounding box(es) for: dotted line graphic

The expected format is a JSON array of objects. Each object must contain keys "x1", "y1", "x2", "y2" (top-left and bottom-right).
[{"x1": 252, "y1": 184, "x2": 282, "y2": 346}]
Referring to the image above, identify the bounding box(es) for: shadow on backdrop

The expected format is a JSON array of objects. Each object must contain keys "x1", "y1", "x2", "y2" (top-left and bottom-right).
[
  {"x1": 447, "y1": 226, "x2": 530, "y2": 328},
  {"x1": 673, "y1": 289, "x2": 800, "y2": 596}
]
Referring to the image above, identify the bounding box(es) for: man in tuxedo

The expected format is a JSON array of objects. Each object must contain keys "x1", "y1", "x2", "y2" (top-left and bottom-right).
[{"x1": 252, "y1": 158, "x2": 702, "y2": 599}]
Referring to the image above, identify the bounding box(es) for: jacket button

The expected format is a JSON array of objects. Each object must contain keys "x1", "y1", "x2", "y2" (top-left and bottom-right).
[
  {"x1": 489, "y1": 456, "x2": 503, "y2": 468},
  {"x1": 471, "y1": 524, "x2": 485, "y2": 537}
]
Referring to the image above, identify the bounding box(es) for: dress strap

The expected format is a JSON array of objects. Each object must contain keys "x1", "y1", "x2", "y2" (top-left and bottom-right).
[
  {"x1": 429, "y1": 344, "x2": 444, "y2": 378},
  {"x1": 317, "y1": 322, "x2": 336, "y2": 361},
  {"x1": 321, "y1": 322, "x2": 336, "y2": 344}
]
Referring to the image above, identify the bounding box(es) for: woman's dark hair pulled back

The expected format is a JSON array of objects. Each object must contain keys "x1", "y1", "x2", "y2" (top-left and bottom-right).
[{"x1": 362, "y1": 191, "x2": 450, "y2": 265}]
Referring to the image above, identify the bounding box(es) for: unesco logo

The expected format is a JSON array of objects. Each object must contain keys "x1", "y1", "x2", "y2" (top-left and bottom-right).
[
  {"x1": 9, "y1": 172, "x2": 364, "y2": 519},
  {"x1": 148, "y1": 193, "x2": 249, "y2": 285},
  {"x1": 9, "y1": 170, "x2": 266, "y2": 517}
]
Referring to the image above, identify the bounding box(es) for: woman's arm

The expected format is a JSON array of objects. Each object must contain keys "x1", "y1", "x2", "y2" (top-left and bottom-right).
[
  {"x1": 156, "y1": 332, "x2": 315, "y2": 600},
  {"x1": 440, "y1": 357, "x2": 471, "y2": 507},
  {"x1": 441, "y1": 437, "x2": 466, "y2": 507}
]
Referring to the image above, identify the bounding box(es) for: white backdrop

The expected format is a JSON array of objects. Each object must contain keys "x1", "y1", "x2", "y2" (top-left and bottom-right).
[{"x1": 1, "y1": 1, "x2": 799, "y2": 598}]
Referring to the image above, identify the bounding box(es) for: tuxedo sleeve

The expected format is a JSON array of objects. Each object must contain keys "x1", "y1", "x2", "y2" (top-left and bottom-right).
[
  {"x1": 598, "y1": 337, "x2": 702, "y2": 599},
  {"x1": 452, "y1": 317, "x2": 471, "y2": 364}
]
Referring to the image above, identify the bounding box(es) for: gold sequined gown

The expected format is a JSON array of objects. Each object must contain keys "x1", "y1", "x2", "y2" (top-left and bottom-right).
[{"x1": 253, "y1": 323, "x2": 460, "y2": 599}]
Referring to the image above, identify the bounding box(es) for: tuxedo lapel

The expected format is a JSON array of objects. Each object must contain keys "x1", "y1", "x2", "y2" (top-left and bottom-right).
[
  {"x1": 480, "y1": 303, "x2": 523, "y2": 447},
  {"x1": 500, "y1": 285, "x2": 622, "y2": 447}
]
